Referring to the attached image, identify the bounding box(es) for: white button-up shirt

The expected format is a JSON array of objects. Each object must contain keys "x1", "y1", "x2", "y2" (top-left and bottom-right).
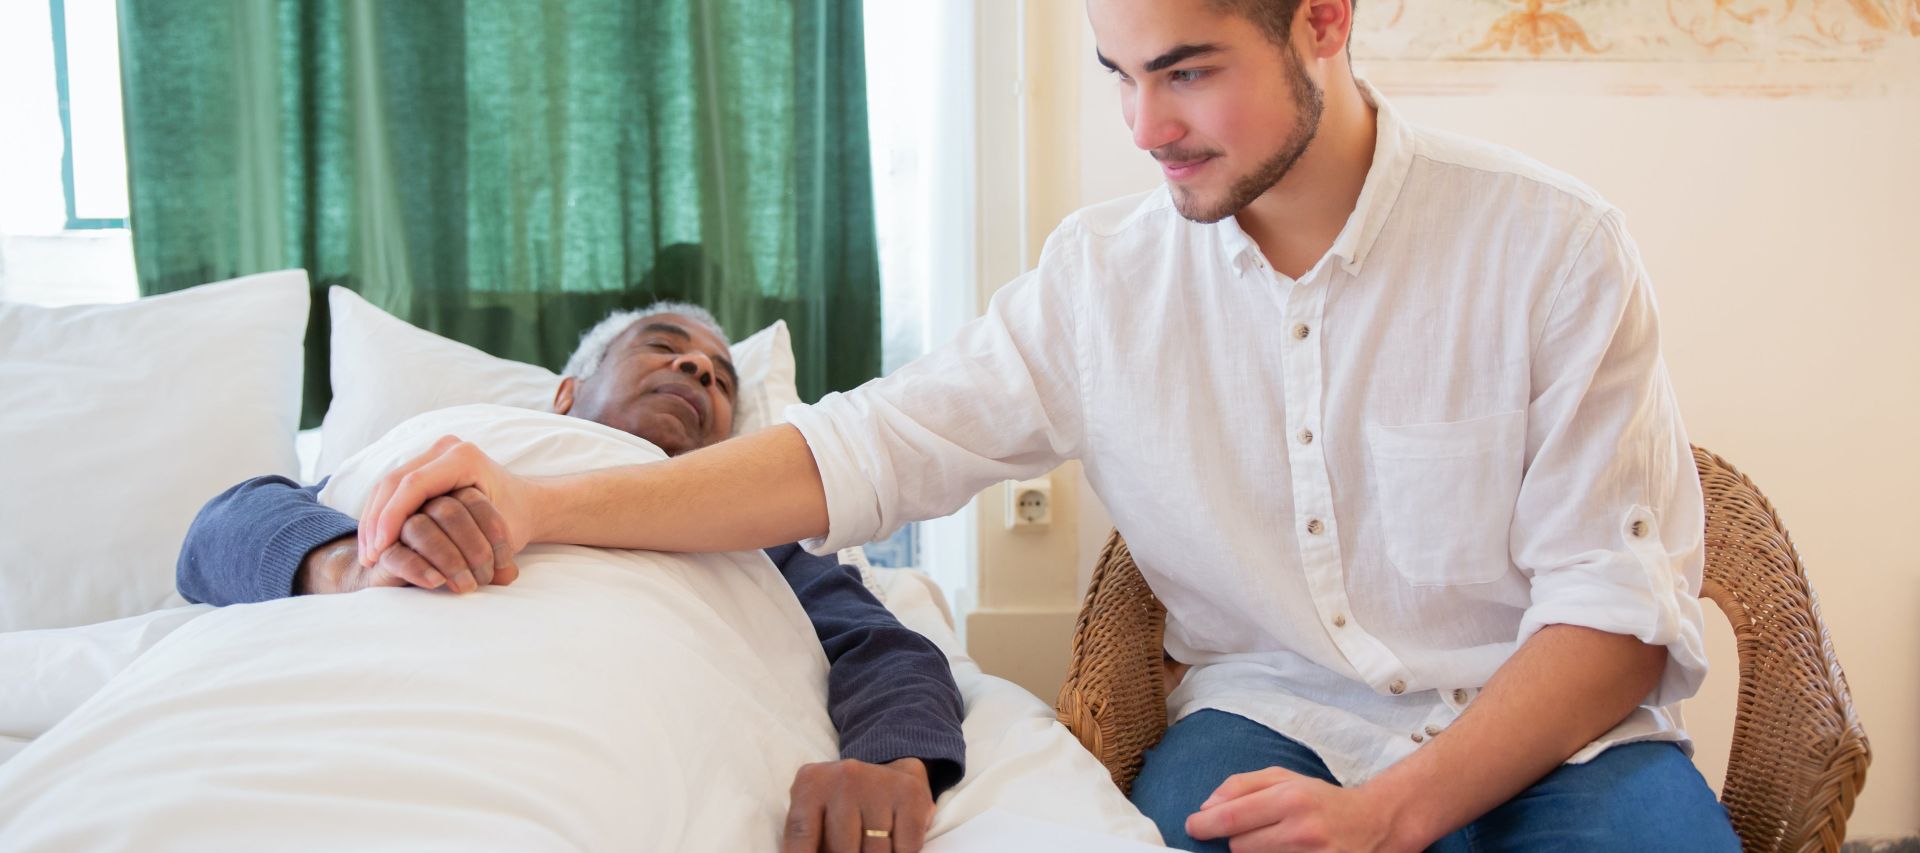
[{"x1": 788, "y1": 83, "x2": 1709, "y2": 784}]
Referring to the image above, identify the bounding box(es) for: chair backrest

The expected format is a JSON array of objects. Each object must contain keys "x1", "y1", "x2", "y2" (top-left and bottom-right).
[
  {"x1": 1056, "y1": 445, "x2": 1870, "y2": 852},
  {"x1": 1691, "y1": 446, "x2": 1869, "y2": 852}
]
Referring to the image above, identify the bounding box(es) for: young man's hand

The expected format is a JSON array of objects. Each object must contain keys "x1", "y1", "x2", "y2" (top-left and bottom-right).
[
  {"x1": 781, "y1": 757, "x2": 935, "y2": 853},
  {"x1": 1185, "y1": 766, "x2": 1416, "y2": 853},
  {"x1": 360, "y1": 436, "x2": 535, "y2": 568},
  {"x1": 301, "y1": 486, "x2": 518, "y2": 595}
]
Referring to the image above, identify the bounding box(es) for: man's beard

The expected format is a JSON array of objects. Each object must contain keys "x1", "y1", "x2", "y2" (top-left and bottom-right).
[{"x1": 1166, "y1": 46, "x2": 1326, "y2": 224}]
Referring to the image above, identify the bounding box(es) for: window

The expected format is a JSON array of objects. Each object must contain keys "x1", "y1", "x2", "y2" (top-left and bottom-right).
[
  {"x1": 0, "y1": 0, "x2": 136, "y2": 306},
  {"x1": 50, "y1": 0, "x2": 130, "y2": 229},
  {"x1": 860, "y1": 1, "x2": 979, "y2": 601}
]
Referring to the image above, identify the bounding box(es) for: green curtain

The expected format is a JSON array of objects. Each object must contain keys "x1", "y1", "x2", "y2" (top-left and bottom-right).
[{"x1": 118, "y1": 0, "x2": 881, "y2": 426}]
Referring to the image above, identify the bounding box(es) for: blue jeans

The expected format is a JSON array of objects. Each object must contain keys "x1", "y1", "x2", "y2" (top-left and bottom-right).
[{"x1": 1130, "y1": 710, "x2": 1741, "y2": 852}]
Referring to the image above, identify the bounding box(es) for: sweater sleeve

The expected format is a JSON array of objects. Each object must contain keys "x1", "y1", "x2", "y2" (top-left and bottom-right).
[
  {"x1": 765, "y1": 543, "x2": 968, "y2": 797},
  {"x1": 175, "y1": 476, "x2": 359, "y2": 606}
]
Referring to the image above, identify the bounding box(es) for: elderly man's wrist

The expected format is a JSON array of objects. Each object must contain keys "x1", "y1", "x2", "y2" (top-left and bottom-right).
[
  {"x1": 885, "y1": 757, "x2": 932, "y2": 797},
  {"x1": 296, "y1": 536, "x2": 357, "y2": 595}
]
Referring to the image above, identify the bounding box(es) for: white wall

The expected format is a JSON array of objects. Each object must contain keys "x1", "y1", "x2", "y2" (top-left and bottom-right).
[
  {"x1": 960, "y1": 0, "x2": 1094, "y2": 704},
  {"x1": 1002, "y1": 9, "x2": 1918, "y2": 839}
]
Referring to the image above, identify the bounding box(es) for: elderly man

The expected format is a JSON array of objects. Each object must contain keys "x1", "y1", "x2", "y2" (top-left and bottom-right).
[{"x1": 177, "y1": 303, "x2": 963, "y2": 853}]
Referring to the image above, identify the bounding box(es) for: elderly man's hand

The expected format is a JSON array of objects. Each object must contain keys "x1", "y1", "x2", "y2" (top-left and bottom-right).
[
  {"x1": 303, "y1": 486, "x2": 518, "y2": 595},
  {"x1": 781, "y1": 757, "x2": 935, "y2": 853}
]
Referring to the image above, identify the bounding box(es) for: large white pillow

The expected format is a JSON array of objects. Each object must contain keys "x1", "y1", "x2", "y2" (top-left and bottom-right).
[
  {"x1": 317, "y1": 287, "x2": 800, "y2": 478},
  {"x1": 0, "y1": 271, "x2": 309, "y2": 632}
]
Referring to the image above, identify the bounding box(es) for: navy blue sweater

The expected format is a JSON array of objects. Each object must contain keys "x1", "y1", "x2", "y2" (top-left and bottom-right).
[{"x1": 176, "y1": 476, "x2": 967, "y2": 795}]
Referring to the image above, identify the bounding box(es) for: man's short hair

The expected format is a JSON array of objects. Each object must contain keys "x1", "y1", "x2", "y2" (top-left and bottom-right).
[
  {"x1": 1208, "y1": 0, "x2": 1356, "y2": 47},
  {"x1": 562, "y1": 302, "x2": 729, "y2": 381}
]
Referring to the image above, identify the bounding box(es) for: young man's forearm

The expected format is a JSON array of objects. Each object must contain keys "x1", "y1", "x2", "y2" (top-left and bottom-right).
[
  {"x1": 529, "y1": 425, "x2": 831, "y2": 553},
  {"x1": 1362, "y1": 624, "x2": 1668, "y2": 849}
]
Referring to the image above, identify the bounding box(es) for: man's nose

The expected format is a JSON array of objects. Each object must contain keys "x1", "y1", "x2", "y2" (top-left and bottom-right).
[
  {"x1": 1131, "y1": 87, "x2": 1182, "y2": 152},
  {"x1": 674, "y1": 355, "x2": 713, "y2": 387}
]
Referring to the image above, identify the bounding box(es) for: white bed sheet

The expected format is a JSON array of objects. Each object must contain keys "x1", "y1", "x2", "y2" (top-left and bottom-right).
[
  {"x1": 0, "y1": 604, "x2": 212, "y2": 742},
  {"x1": 866, "y1": 567, "x2": 1161, "y2": 845},
  {"x1": 0, "y1": 574, "x2": 1160, "y2": 851},
  {"x1": 0, "y1": 408, "x2": 1159, "y2": 849},
  {"x1": 0, "y1": 737, "x2": 29, "y2": 766}
]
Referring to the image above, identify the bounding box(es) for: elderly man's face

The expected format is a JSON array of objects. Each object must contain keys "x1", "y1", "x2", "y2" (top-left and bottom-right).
[{"x1": 560, "y1": 313, "x2": 738, "y2": 457}]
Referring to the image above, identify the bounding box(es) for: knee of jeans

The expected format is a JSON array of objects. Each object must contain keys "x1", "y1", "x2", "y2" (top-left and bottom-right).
[
  {"x1": 1511, "y1": 744, "x2": 1741, "y2": 851},
  {"x1": 1598, "y1": 803, "x2": 1741, "y2": 852}
]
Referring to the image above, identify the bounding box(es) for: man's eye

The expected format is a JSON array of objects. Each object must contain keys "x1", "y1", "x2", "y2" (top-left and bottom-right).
[
  {"x1": 650, "y1": 343, "x2": 677, "y2": 353},
  {"x1": 1170, "y1": 68, "x2": 1208, "y2": 84}
]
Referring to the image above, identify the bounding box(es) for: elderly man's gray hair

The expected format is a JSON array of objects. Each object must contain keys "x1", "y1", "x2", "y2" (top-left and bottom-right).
[{"x1": 562, "y1": 301, "x2": 729, "y2": 381}]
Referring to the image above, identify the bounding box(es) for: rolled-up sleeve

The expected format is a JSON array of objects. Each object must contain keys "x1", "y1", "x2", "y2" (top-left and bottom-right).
[
  {"x1": 786, "y1": 225, "x2": 1091, "y2": 555},
  {"x1": 1511, "y1": 211, "x2": 1709, "y2": 707}
]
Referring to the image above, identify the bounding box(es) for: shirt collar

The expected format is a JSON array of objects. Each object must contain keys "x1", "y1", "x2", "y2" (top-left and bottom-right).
[{"x1": 1216, "y1": 78, "x2": 1415, "y2": 279}]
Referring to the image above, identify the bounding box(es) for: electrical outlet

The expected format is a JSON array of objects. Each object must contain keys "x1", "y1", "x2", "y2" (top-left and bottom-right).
[{"x1": 1005, "y1": 477, "x2": 1052, "y2": 529}]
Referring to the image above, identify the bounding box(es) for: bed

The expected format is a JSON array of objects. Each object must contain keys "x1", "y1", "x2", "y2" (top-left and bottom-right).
[{"x1": 0, "y1": 272, "x2": 1165, "y2": 851}]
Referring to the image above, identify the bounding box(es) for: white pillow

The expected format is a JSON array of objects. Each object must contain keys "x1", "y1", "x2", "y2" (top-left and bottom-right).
[
  {"x1": 317, "y1": 287, "x2": 801, "y2": 478},
  {"x1": 0, "y1": 271, "x2": 309, "y2": 632},
  {"x1": 726, "y1": 314, "x2": 803, "y2": 437}
]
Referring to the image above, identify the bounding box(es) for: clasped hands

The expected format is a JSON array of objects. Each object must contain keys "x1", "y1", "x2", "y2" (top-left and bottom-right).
[{"x1": 306, "y1": 438, "x2": 936, "y2": 852}]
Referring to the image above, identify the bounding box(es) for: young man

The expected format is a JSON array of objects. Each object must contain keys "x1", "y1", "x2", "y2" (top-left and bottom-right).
[
  {"x1": 356, "y1": 2, "x2": 1739, "y2": 849},
  {"x1": 178, "y1": 305, "x2": 964, "y2": 853}
]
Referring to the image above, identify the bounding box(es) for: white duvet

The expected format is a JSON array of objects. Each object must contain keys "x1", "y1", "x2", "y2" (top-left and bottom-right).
[{"x1": 0, "y1": 404, "x2": 1160, "y2": 851}]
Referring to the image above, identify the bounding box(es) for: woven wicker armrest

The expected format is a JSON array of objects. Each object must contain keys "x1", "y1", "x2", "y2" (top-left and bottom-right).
[
  {"x1": 1056, "y1": 530, "x2": 1170, "y2": 792},
  {"x1": 1692, "y1": 447, "x2": 1869, "y2": 852}
]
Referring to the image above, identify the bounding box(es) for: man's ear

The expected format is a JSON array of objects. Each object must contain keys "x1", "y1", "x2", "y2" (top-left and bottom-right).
[
  {"x1": 1301, "y1": 0, "x2": 1354, "y2": 60},
  {"x1": 552, "y1": 376, "x2": 577, "y2": 415}
]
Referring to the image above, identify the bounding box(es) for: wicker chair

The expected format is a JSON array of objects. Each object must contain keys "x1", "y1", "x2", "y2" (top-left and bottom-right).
[{"x1": 1056, "y1": 446, "x2": 1870, "y2": 852}]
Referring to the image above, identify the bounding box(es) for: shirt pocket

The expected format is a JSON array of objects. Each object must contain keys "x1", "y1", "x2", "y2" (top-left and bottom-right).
[{"x1": 1365, "y1": 409, "x2": 1526, "y2": 587}]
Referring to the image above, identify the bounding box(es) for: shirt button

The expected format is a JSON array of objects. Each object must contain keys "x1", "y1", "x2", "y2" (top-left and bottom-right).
[
  {"x1": 1630, "y1": 520, "x2": 1649, "y2": 537},
  {"x1": 1292, "y1": 323, "x2": 1311, "y2": 340},
  {"x1": 1389, "y1": 680, "x2": 1406, "y2": 695},
  {"x1": 1297, "y1": 428, "x2": 1314, "y2": 445},
  {"x1": 1305, "y1": 518, "x2": 1324, "y2": 535},
  {"x1": 1452, "y1": 688, "x2": 1469, "y2": 703},
  {"x1": 1410, "y1": 732, "x2": 1426, "y2": 744},
  {"x1": 1331, "y1": 614, "x2": 1347, "y2": 628},
  {"x1": 1424, "y1": 724, "x2": 1443, "y2": 737}
]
